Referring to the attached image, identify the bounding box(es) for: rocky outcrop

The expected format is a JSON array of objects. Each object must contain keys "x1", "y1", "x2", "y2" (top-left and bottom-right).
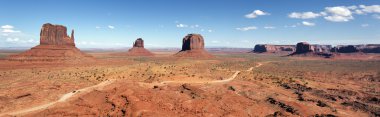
[
  {"x1": 334, "y1": 45, "x2": 359, "y2": 53},
  {"x1": 294, "y1": 42, "x2": 312, "y2": 54},
  {"x1": 181, "y1": 34, "x2": 205, "y2": 51},
  {"x1": 361, "y1": 45, "x2": 380, "y2": 53},
  {"x1": 253, "y1": 44, "x2": 295, "y2": 53},
  {"x1": 174, "y1": 34, "x2": 214, "y2": 58},
  {"x1": 8, "y1": 23, "x2": 93, "y2": 62},
  {"x1": 125, "y1": 38, "x2": 154, "y2": 56},
  {"x1": 133, "y1": 38, "x2": 144, "y2": 48},
  {"x1": 289, "y1": 42, "x2": 333, "y2": 58},
  {"x1": 40, "y1": 23, "x2": 75, "y2": 46},
  {"x1": 311, "y1": 45, "x2": 332, "y2": 53}
]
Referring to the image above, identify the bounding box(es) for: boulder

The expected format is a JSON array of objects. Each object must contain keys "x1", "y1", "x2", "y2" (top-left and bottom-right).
[{"x1": 174, "y1": 34, "x2": 213, "y2": 58}]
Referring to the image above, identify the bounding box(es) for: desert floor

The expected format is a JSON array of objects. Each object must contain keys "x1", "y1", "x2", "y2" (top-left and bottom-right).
[{"x1": 0, "y1": 51, "x2": 379, "y2": 117}]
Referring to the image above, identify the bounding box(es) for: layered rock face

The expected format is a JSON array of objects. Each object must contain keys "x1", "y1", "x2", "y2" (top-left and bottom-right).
[
  {"x1": 181, "y1": 34, "x2": 205, "y2": 51},
  {"x1": 174, "y1": 34, "x2": 213, "y2": 58},
  {"x1": 289, "y1": 42, "x2": 333, "y2": 58},
  {"x1": 311, "y1": 45, "x2": 332, "y2": 53},
  {"x1": 294, "y1": 42, "x2": 313, "y2": 54},
  {"x1": 253, "y1": 44, "x2": 295, "y2": 53},
  {"x1": 334, "y1": 45, "x2": 359, "y2": 53},
  {"x1": 133, "y1": 38, "x2": 144, "y2": 48},
  {"x1": 40, "y1": 23, "x2": 75, "y2": 46},
  {"x1": 360, "y1": 44, "x2": 380, "y2": 53},
  {"x1": 8, "y1": 23, "x2": 93, "y2": 62},
  {"x1": 125, "y1": 38, "x2": 154, "y2": 56}
]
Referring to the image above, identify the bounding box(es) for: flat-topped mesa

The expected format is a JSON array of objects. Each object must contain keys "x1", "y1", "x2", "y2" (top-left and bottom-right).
[
  {"x1": 174, "y1": 34, "x2": 213, "y2": 58},
  {"x1": 133, "y1": 38, "x2": 144, "y2": 47},
  {"x1": 181, "y1": 34, "x2": 205, "y2": 51},
  {"x1": 40, "y1": 23, "x2": 75, "y2": 46},
  {"x1": 253, "y1": 44, "x2": 295, "y2": 53},
  {"x1": 294, "y1": 42, "x2": 312, "y2": 54}
]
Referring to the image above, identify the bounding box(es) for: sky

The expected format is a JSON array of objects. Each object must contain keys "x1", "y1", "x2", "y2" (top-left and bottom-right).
[{"x1": 0, "y1": 0, "x2": 380, "y2": 48}]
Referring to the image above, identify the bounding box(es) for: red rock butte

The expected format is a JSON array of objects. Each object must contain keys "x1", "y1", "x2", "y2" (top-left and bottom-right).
[
  {"x1": 125, "y1": 38, "x2": 154, "y2": 56},
  {"x1": 174, "y1": 34, "x2": 214, "y2": 58},
  {"x1": 8, "y1": 23, "x2": 93, "y2": 62}
]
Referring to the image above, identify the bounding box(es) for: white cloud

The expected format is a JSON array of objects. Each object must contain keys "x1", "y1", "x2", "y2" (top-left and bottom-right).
[
  {"x1": 1, "y1": 25, "x2": 14, "y2": 29},
  {"x1": 324, "y1": 6, "x2": 354, "y2": 22},
  {"x1": 324, "y1": 15, "x2": 353, "y2": 22},
  {"x1": 236, "y1": 26, "x2": 257, "y2": 31},
  {"x1": 1, "y1": 25, "x2": 21, "y2": 33},
  {"x1": 108, "y1": 25, "x2": 115, "y2": 29},
  {"x1": 289, "y1": 5, "x2": 380, "y2": 22},
  {"x1": 95, "y1": 26, "x2": 101, "y2": 29},
  {"x1": 359, "y1": 5, "x2": 380, "y2": 13},
  {"x1": 264, "y1": 26, "x2": 276, "y2": 29},
  {"x1": 373, "y1": 14, "x2": 380, "y2": 19},
  {"x1": 288, "y1": 12, "x2": 321, "y2": 19},
  {"x1": 176, "y1": 24, "x2": 188, "y2": 28},
  {"x1": 2, "y1": 29, "x2": 21, "y2": 33},
  {"x1": 245, "y1": 10, "x2": 269, "y2": 19},
  {"x1": 325, "y1": 6, "x2": 352, "y2": 17},
  {"x1": 302, "y1": 21, "x2": 315, "y2": 26},
  {"x1": 284, "y1": 25, "x2": 297, "y2": 28},
  {"x1": 211, "y1": 40, "x2": 220, "y2": 43},
  {"x1": 361, "y1": 24, "x2": 369, "y2": 27},
  {"x1": 208, "y1": 30, "x2": 213, "y2": 32},
  {"x1": 6, "y1": 38, "x2": 19, "y2": 42}
]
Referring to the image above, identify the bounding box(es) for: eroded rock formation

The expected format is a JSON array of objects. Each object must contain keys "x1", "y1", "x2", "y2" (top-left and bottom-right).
[
  {"x1": 174, "y1": 34, "x2": 214, "y2": 58},
  {"x1": 125, "y1": 38, "x2": 154, "y2": 56},
  {"x1": 289, "y1": 42, "x2": 333, "y2": 58},
  {"x1": 181, "y1": 34, "x2": 205, "y2": 51},
  {"x1": 253, "y1": 44, "x2": 295, "y2": 53},
  {"x1": 133, "y1": 38, "x2": 144, "y2": 48},
  {"x1": 40, "y1": 23, "x2": 75, "y2": 46},
  {"x1": 294, "y1": 42, "x2": 312, "y2": 54},
  {"x1": 8, "y1": 23, "x2": 93, "y2": 62}
]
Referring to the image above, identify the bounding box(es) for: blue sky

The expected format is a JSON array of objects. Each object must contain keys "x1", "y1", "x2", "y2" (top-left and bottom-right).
[{"x1": 0, "y1": 0, "x2": 379, "y2": 48}]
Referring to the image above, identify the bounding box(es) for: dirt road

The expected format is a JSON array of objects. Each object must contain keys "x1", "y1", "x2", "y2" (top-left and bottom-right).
[{"x1": 0, "y1": 79, "x2": 115, "y2": 116}]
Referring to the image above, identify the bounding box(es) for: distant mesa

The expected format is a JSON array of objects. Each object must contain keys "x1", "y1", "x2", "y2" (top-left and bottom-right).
[
  {"x1": 294, "y1": 42, "x2": 313, "y2": 54},
  {"x1": 288, "y1": 42, "x2": 333, "y2": 58},
  {"x1": 8, "y1": 23, "x2": 93, "y2": 62},
  {"x1": 174, "y1": 34, "x2": 214, "y2": 58},
  {"x1": 253, "y1": 44, "x2": 295, "y2": 53},
  {"x1": 331, "y1": 45, "x2": 359, "y2": 53},
  {"x1": 125, "y1": 38, "x2": 154, "y2": 56}
]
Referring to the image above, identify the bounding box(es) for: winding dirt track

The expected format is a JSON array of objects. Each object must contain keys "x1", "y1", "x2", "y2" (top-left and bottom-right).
[
  {"x1": 0, "y1": 79, "x2": 115, "y2": 116},
  {"x1": 1, "y1": 62, "x2": 265, "y2": 116}
]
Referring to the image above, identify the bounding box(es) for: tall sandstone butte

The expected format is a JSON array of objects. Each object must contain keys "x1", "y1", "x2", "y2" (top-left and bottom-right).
[
  {"x1": 8, "y1": 23, "x2": 93, "y2": 61},
  {"x1": 174, "y1": 34, "x2": 214, "y2": 58},
  {"x1": 125, "y1": 38, "x2": 154, "y2": 56},
  {"x1": 40, "y1": 23, "x2": 75, "y2": 46}
]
